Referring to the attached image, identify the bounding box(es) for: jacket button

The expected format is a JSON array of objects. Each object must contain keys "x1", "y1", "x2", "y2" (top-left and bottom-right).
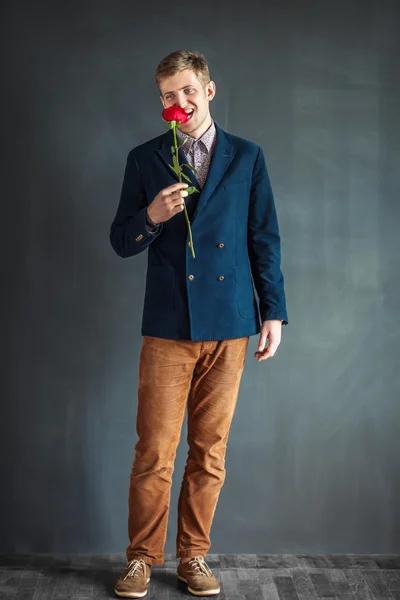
[
  {"x1": 188, "y1": 274, "x2": 194, "y2": 281},
  {"x1": 217, "y1": 242, "x2": 224, "y2": 248},
  {"x1": 217, "y1": 275, "x2": 224, "y2": 281}
]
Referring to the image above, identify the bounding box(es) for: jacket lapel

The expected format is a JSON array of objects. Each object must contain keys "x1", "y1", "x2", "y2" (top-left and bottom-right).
[{"x1": 156, "y1": 121, "x2": 236, "y2": 222}]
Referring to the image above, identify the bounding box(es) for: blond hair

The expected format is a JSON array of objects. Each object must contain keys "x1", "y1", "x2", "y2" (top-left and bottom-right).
[{"x1": 155, "y1": 50, "x2": 211, "y2": 92}]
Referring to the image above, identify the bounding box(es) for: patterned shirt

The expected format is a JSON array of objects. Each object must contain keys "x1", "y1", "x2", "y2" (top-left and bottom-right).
[
  {"x1": 176, "y1": 117, "x2": 217, "y2": 189},
  {"x1": 146, "y1": 118, "x2": 217, "y2": 232}
]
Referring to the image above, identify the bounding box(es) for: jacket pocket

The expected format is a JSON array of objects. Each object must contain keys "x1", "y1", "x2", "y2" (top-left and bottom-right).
[
  {"x1": 234, "y1": 264, "x2": 257, "y2": 319},
  {"x1": 143, "y1": 265, "x2": 175, "y2": 318},
  {"x1": 222, "y1": 176, "x2": 251, "y2": 190}
]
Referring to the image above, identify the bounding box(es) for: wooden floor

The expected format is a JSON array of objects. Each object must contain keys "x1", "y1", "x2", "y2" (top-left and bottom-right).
[{"x1": 1, "y1": 553, "x2": 400, "y2": 599}]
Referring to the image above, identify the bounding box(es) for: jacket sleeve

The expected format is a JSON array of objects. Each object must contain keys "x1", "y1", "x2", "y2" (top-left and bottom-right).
[
  {"x1": 110, "y1": 150, "x2": 163, "y2": 257},
  {"x1": 247, "y1": 146, "x2": 289, "y2": 325}
]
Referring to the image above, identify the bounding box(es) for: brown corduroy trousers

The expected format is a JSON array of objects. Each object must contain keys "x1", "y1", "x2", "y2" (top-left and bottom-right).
[{"x1": 126, "y1": 334, "x2": 250, "y2": 565}]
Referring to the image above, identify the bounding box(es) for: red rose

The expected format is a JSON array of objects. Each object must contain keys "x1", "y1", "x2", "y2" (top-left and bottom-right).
[
  {"x1": 161, "y1": 103, "x2": 198, "y2": 258},
  {"x1": 162, "y1": 106, "x2": 189, "y2": 123}
]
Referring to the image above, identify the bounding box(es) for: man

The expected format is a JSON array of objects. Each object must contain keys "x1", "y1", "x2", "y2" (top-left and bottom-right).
[{"x1": 110, "y1": 50, "x2": 288, "y2": 598}]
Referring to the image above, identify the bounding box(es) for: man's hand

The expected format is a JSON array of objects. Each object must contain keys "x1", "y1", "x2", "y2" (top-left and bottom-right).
[
  {"x1": 147, "y1": 182, "x2": 189, "y2": 225},
  {"x1": 254, "y1": 320, "x2": 282, "y2": 362}
]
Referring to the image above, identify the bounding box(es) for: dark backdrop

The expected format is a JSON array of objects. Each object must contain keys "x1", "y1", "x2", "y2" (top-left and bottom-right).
[{"x1": 1, "y1": 0, "x2": 399, "y2": 554}]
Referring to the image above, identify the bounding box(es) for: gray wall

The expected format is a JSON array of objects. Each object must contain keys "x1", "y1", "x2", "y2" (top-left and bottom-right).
[{"x1": 1, "y1": 0, "x2": 399, "y2": 554}]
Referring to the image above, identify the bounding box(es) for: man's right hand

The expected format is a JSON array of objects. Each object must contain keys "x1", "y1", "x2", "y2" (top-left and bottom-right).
[{"x1": 147, "y1": 183, "x2": 189, "y2": 225}]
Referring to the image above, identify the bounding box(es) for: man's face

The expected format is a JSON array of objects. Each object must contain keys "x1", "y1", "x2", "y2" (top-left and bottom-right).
[{"x1": 159, "y1": 69, "x2": 216, "y2": 138}]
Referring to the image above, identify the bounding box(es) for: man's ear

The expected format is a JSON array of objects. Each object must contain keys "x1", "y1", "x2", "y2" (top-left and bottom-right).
[{"x1": 207, "y1": 81, "x2": 216, "y2": 101}]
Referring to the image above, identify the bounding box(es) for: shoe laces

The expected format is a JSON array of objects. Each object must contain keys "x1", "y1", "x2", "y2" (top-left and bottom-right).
[
  {"x1": 124, "y1": 558, "x2": 147, "y2": 580},
  {"x1": 188, "y1": 555, "x2": 213, "y2": 578}
]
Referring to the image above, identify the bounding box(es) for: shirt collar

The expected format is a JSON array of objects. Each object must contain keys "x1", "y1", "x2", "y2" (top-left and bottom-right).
[{"x1": 176, "y1": 117, "x2": 216, "y2": 154}]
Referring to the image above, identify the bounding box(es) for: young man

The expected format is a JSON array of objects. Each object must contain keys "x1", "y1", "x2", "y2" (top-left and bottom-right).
[{"x1": 110, "y1": 50, "x2": 288, "y2": 598}]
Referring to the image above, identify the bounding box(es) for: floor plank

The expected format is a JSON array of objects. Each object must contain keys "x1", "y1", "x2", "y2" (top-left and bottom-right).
[{"x1": 0, "y1": 553, "x2": 398, "y2": 599}]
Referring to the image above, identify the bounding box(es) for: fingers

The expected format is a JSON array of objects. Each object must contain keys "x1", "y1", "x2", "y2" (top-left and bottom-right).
[
  {"x1": 164, "y1": 182, "x2": 189, "y2": 196},
  {"x1": 172, "y1": 201, "x2": 185, "y2": 215},
  {"x1": 163, "y1": 184, "x2": 189, "y2": 207},
  {"x1": 172, "y1": 197, "x2": 185, "y2": 215},
  {"x1": 254, "y1": 343, "x2": 279, "y2": 361},
  {"x1": 170, "y1": 189, "x2": 188, "y2": 212},
  {"x1": 172, "y1": 189, "x2": 188, "y2": 200},
  {"x1": 255, "y1": 350, "x2": 272, "y2": 361},
  {"x1": 152, "y1": 183, "x2": 189, "y2": 222}
]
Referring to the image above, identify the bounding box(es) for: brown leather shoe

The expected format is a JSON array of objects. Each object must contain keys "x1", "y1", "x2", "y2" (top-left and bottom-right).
[
  {"x1": 114, "y1": 558, "x2": 151, "y2": 598},
  {"x1": 177, "y1": 555, "x2": 220, "y2": 596}
]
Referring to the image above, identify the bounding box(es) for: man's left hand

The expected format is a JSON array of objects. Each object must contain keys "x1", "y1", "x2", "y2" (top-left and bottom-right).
[{"x1": 254, "y1": 320, "x2": 282, "y2": 362}]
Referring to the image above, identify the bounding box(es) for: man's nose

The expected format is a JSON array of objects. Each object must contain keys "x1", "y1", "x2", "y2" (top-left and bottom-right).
[{"x1": 175, "y1": 96, "x2": 188, "y2": 108}]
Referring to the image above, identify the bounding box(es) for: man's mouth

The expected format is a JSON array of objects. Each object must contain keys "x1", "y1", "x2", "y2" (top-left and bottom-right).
[{"x1": 185, "y1": 109, "x2": 194, "y2": 121}]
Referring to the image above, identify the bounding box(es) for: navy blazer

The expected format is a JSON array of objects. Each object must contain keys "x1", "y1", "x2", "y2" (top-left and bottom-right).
[{"x1": 110, "y1": 121, "x2": 288, "y2": 341}]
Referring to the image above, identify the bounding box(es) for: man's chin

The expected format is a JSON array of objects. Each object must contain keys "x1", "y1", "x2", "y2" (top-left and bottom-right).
[{"x1": 181, "y1": 118, "x2": 199, "y2": 133}]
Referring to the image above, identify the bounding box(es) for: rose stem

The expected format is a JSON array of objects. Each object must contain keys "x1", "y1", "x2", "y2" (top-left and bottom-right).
[{"x1": 173, "y1": 122, "x2": 195, "y2": 259}]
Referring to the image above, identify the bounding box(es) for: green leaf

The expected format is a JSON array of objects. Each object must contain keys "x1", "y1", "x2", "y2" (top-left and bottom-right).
[
  {"x1": 168, "y1": 164, "x2": 179, "y2": 175},
  {"x1": 186, "y1": 186, "x2": 199, "y2": 195},
  {"x1": 181, "y1": 172, "x2": 191, "y2": 183},
  {"x1": 171, "y1": 146, "x2": 176, "y2": 155},
  {"x1": 172, "y1": 154, "x2": 181, "y2": 172},
  {"x1": 181, "y1": 163, "x2": 198, "y2": 174}
]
